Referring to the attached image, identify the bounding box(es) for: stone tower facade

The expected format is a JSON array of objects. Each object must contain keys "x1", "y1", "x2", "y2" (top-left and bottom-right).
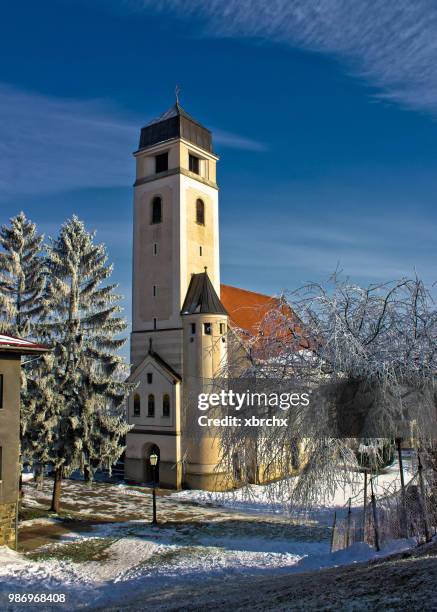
[{"x1": 124, "y1": 102, "x2": 228, "y2": 490}]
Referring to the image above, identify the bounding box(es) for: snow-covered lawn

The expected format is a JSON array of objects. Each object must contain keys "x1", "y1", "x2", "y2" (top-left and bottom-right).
[
  {"x1": 172, "y1": 454, "x2": 414, "y2": 523},
  {"x1": 0, "y1": 457, "x2": 416, "y2": 611}
]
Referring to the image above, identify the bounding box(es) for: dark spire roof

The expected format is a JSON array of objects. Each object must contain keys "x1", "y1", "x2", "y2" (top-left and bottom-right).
[
  {"x1": 138, "y1": 102, "x2": 213, "y2": 153},
  {"x1": 146, "y1": 102, "x2": 200, "y2": 128},
  {"x1": 181, "y1": 272, "x2": 228, "y2": 316}
]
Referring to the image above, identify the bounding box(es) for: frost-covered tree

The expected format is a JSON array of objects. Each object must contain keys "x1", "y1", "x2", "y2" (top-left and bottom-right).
[
  {"x1": 0, "y1": 212, "x2": 47, "y2": 487},
  {"x1": 212, "y1": 276, "x2": 437, "y2": 510},
  {"x1": 23, "y1": 352, "x2": 64, "y2": 487},
  {"x1": 35, "y1": 216, "x2": 132, "y2": 512},
  {"x1": 0, "y1": 212, "x2": 45, "y2": 336}
]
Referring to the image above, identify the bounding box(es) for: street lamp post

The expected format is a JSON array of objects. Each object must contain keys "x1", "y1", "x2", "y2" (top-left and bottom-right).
[{"x1": 149, "y1": 452, "x2": 158, "y2": 525}]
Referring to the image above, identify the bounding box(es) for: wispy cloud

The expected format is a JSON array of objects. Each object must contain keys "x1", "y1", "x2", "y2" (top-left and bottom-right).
[
  {"x1": 221, "y1": 211, "x2": 436, "y2": 288},
  {"x1": 0, "y1": 85, "x2": 136, "y2": 198},
  {"x1": 0, "y1": 84, "x2": 266, "y2": 198},
  {"x1": 214, "y1": 129, "x2": 267, "y2": 152},
  {"x1": 136, "y1": 0, "x2": 437, "y2": 116}
]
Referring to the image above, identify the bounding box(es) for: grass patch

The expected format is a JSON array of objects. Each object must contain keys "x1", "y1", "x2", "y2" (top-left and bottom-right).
[
  {"x1": 52, "y1": 509, "x2": 123, "y2": 523},
  {"x1": 20, "y1": 505, "x2": 109, "y2": 524},
  {"x1": 19, "y1": 506, "x2": 53, "y2": 522},
  {"x1": 140, "y1": 546, "x2": 201, "y2": 568},
  {"x1": 27, "y1": 537, "x2": 117, "y2": 563},
  {"x1": 161, "y1": 519, "x2": 330, "y2": 544}
]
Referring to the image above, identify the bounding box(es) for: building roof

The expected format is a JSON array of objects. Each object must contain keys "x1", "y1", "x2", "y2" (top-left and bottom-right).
[
  {"x1": 220, "y1": 284, "x2": 308, "y2": 356},
  {"x1": 219, "y1": 285, "x2": 280, "y2": 335},
  {"x1": 149, "y1": 348, "x2": 182, "y2": 382},
  {"x1": 146, "y1": 102, "x2": 202, "y2": 128},
  {"x1": 129, "y1": 340, "x2": 182, "y2": 383},
  {"x1": 0, "y1": 334, "x2": 50, "y2": 355},
  {"x1": 220, "y1": 284, "x2": 303, "y2": 336},
  {"x1": 181, "y1": 272, "x2": 228, "y2": 316},
  {"x1": 138, "y1": 102, "x2": 213, "y2": 153}
]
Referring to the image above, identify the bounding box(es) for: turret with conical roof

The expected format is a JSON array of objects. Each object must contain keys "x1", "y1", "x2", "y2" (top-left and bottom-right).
[{"x1": 181, "y1": 270, "x2": 227, "y2": 316}]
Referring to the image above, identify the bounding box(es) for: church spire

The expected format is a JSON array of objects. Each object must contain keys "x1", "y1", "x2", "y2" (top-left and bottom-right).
[
  {"x1": 139, "y1": 94, "x2": 213, "y2": 153},
  {"x1": 181, "y1": 271, "x2": 227, "y2": 316}
]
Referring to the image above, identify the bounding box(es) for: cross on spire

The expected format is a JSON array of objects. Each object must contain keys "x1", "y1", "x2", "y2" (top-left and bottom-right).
[{"x1": 175, "y1": 84, "x2": 181, "y2": 105}]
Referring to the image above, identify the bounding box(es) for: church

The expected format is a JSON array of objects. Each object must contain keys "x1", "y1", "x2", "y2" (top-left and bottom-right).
[{"x1": 124, "y1": 100, "x2": 284, "y2": 490}]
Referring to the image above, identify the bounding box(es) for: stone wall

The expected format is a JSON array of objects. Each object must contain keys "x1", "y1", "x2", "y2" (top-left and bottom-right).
[{"x1": 0, "y1": 501, "x2": 16, "y2": 548}]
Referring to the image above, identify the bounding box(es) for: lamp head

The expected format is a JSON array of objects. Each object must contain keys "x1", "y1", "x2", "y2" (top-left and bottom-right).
[{"x1": 149, "y1": 453, "x2": 158, "y2": 467}]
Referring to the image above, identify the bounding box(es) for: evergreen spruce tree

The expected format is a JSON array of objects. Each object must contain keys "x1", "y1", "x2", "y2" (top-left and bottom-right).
[
  {"x1": 0, "y1": 212, "x2": 46, "y2": 486},
  {"x1": 0, "y1": 212, "x2": 45, "y2": 336},
  {"x1": 24, "y1": 352, "x2": 64, "y2": 488},
  {"x1": 40, "y1": 216, "x2": 131, "y2": 512}
]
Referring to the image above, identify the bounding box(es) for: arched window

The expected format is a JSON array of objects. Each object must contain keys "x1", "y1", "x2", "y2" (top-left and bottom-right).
[
  {"x1": 133, "y1": 394, "x2": 140, "y2": 417},
  {"x1": 163, "y1": 394, "x2": 170, "y2": 418},
  {"x1": 196, "y1": 199, "x2": 205, "y2": 225},
  {"x1": 151, "y1": 196, "x2": 162, "y2": 224},
  {"x1": 148, "y1": 394, "x2": 155, "y2": 417}
]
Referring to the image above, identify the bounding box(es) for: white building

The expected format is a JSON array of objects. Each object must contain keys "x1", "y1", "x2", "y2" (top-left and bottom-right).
[{"x1": 124, "y1": 101, "x2": 286, "y2": 490}]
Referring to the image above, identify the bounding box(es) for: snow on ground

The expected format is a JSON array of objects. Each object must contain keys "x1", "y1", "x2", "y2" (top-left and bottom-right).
[
  {"x1": 0, "y1": 455, "x2": 417, "y2": 610},
  {"x1": 171, "y1": 454, "x2": 413, "y2": 524},
  {"x1": 0, "y1": 530, "x2": 416, "y2": 611},
  {"x1": 0, "y1": 525, "x2": 414, "y2": 612},
  {"x1": 0, "y1": 517, "x2": 326, "y2": 610},
  {"x1": 133, "y1": 537, "x2": 437, "y2": 611}
]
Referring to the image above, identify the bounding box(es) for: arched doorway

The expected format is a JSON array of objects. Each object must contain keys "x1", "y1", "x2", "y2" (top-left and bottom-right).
[{"x1": 143, "y1": 443, "x2": 160, "y2": 485}]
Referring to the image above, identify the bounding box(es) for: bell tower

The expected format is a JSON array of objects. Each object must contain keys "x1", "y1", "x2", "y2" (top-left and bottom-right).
[
  {"x1": 131, "y1": 99, "x2": 221, "y2": 372},
  {"x1": 126, "y1": 97, "x2": 229, "y2": 490}
]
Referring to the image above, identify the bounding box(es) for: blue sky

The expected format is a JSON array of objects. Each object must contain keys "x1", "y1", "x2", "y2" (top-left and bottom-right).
[{"x1": 1, "y1": 1, "x2": 437, "y2": 350}]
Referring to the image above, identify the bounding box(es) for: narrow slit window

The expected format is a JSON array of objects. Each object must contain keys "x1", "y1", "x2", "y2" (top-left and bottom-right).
[
  {"x1": 204, "y1": 322, "x2": 212, "y2": 335},
  {"x1": 220, "y1": 323, "x2": 226, "y2": 335},
  {"x1": 151, "y1": 196, "x2": 162, "y2": 224},
  {"x1": 163, "y1": 394, "x2": 170, "y2": 418},
  {"x1": 153, "y1": 318, "x2": 157, "y2": 330},
  {"x1": 199, "y1": 246, "x2": 203, "y2": 256},
  {"x1": 196, "y1": 199, "x2": 205, "y2": 225},
  {"x1": 153, "y1": 243, "x2": 158, "y2": 256},
  {"x1": 133, "y1": 394, "x2": 141, "y2": 417},
  {"x1": 147, "y1": 373, "x2": 153, "y2": 384},
  {"x1": 148, "y1": 394, "x2": 155, "y2": 417},
  {"x1": 153, "y1": 285, "x2": 157, "y2": 297}
]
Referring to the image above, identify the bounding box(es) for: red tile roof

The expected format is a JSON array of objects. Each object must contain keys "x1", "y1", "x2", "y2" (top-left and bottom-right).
[
  {"x1": 220, "y1": 284, "x2": 309, "y2": 356},
  {"x1": 220, "y1": 284, "x2": 284, "y2": 336},
  {"x1": 0, "y1": 334, "x2": 49, "y2": 355}
]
